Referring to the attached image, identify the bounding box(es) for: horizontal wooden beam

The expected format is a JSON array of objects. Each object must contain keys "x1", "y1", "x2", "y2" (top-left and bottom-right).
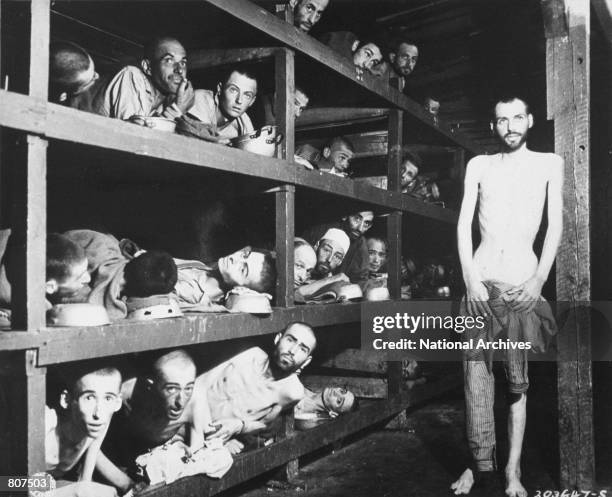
[
  {"x1": 296, "y1": 107, "x2": 389, "y2": 128},
  {"x1": 317, "y1": 348, "x2": 388, "y2": 373},
  {"x1": 0, "y1": 90, "x2": 457, "y2": 224},
  {"x1": 189, "y1": 47, "x2": 280, "y2": 70},
  {"x1": 202, "y1": 0, "x2": 481, "y2": 154},
  {"x1": 35, "y1": 303, "x2": 361, "y2": 365},
  {"x1": 139, "y1": 374, "x2": 461, "y2": 497},
  {"x1": 302, "y1": 375, "x2": 388, "y2": 398}
]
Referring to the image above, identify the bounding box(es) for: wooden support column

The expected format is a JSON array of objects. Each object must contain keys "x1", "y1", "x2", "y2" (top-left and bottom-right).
[
  {"x1": 542, "y1": 0, "x2": 593, "y2": 488},
  {"x1": 274, "y1": 48, "x2": 295, "y2": 161},
  {"x1": 9, "y1": 350, "x2": 46, "y2": 475},
  {"x1": 7, "y1": 0, "x2": 50, "y2": 478},
  {"x1": 386, "y1": 104, "x2": 404, "y2": 400},
  {"x1": 275, "y1": 185, "x2": 295, "y2": 307},
  {"x1": 386, "y1": 108, "x2": 403, "y2": 300}
]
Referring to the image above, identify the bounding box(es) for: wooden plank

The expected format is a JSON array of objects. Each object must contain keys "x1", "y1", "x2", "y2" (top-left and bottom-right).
[
  {"x1": 274, "y1": 48, "x2": 294, "y2": 160},
  {"x1": 318, "y1": 348, "x2": 388, "y2": 373},
  {"x1": 386, "y1": 106, "x2": 403, "y2": 300},
  {"x1": 140, "y1": 374, "x2": 461, "y2": 497},
  {"x1": 189, "y1": 47, "x2": 278, "y2": 70},
  {"x1": 10, "y1": 350, "x2": 46, "y2": 475},
  {"x1": 202, "y1": 0, "x2": 482, "y2": 155},
  {"x1": 296, "y1": 107, "x2": 389, "y2": 128},
  {"x1": 302, "y1": 375, "x2": 388, "y2": 399},
  {"x1": 29, "y1": 0, "x2": 50, "y2": 99},
  {"x1": 543, "y1": 0, "x2": 594, "y2": 488},
  {"x1": 0, "y1": 331, "x2": 41, "y2": 351},
  {"x1": 9, "y1": 135, "x2": 47, "y2": 331},
  {"x1": 275, "y1": 185, "x2": 295, "y2": 307},
  {"x1": 0, "y1": 92, "x2": 458, "y2": 223},
  {"x1": 36, "y1": 303, "x2": 362, "y2": 364}
]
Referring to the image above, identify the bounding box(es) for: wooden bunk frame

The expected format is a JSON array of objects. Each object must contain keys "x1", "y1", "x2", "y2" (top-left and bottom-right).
[{"x1": 0, "y1": 0, "x2": 595, "y2": 494}]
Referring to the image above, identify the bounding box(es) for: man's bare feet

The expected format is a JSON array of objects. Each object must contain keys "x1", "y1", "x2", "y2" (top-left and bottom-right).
[
  {"x1": 450, "y1": 468, "x2": 474, "y2": 495},
  {"x1": 505, "y1": 469, "x2": 527, "y2": 497}
]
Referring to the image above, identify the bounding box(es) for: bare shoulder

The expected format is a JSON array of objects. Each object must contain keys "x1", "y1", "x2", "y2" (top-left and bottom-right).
[
  {"x1": 465, "y1": 154, "x2": 491, "y2": 179},
  {"x1": 530, "y1": 151, "x2": 563, "y2": 178}
]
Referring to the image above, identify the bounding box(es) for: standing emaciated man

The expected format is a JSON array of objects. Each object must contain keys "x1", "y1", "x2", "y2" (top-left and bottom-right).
[{"x1": 452, "y1": 96, "x2": 563, "y2": 497}]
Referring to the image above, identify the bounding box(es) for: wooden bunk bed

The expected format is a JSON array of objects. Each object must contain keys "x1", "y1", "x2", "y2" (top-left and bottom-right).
[{"x1": 0, "y1": 0, "x2": 596, "y2": 494}]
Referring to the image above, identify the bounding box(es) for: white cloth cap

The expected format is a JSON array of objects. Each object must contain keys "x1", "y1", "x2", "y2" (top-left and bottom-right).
[{"x1": 320, "y1": 228, "x2": 350, "y2": 255}]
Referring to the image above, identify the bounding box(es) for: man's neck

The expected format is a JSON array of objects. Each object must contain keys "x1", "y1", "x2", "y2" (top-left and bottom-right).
[
  {"x1": 59, "y1": 416, "x2": 91, "y2": 447},
  {"x1": 501, "y1": 143, "x2": 530, "y2": 160},
  {"x1": 215, "y1": 106, "x2": 235, "y2": 128}
]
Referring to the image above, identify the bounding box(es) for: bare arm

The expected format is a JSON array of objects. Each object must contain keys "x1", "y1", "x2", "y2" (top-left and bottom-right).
[
  {"x1": 295, "y1": 273, "x2": 349, "y2": 301},
  {"x1": 95, "y1": 451, "x2": 133, "y2": 493},
  {"x1": 457, "y1": 158, "x2": 490, "y2": 316},
  {"x1": 510, "y1": 156, "x2": 564, "y2": 310},
  {"x1": 536, "y1": 156, "x2": 564, "y2": 281}
]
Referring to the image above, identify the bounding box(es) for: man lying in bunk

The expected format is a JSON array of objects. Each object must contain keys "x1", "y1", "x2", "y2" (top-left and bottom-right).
[
  {"x1": 301, "y1": 210, "x2": 374, "y2": 288},
  {"x1": 294, "y1": 385, "x2": 357, "y2": 429},
  {"x1": 377, "y1": 39, "x2": 419, "y2": 92},
  {"x1": 185, "y1": 65, "x2": 258, "y2": 141},
  {"x1": 290, "y1": 0, "x2": 329, "y2": 34},
  {"x1": 99, "y1": 36, "x2": 195, "y2": 123},
  {"x1": 174, "y1": 246, "x2": 276, "y2": 311},
  {"x1": 319, "y1": 32, "x2": 383, "y2": 80},
  {"x1": 194, "y1": 322, "x2": 317, "y2": 452},
  {"x1": 0, "y1": 232, "x2": 91, "y2": 323},
  {"x1": 104, "y1": 350, "x2": 231, "y2": 482},
  {"x1": 253, "y1": 85, "x2": 309, "y2": 128},
  {"x1": 293, "y1": 238, "x2": 317, "y2": 289},
  {"x1": 361, "y1": 235, "x2": 388, "y2": 293},
  {"x1": 49, "y1": 41, "x2": 109, "y2": 114},
  {"x1": 294, "y1": 228, "x2": 350, "y2": 302},
  {"x1": 295, "y1": 136, "x2": 355, "y2": 176},
  {"x1": 43, "y1": 363, "x2": 125, "y2": 497}
]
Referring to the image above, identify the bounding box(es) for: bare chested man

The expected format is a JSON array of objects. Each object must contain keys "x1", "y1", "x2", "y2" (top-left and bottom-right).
[
  {"x1": 452, "y1": 96, "x2": 563, "y2": 497},
  {"x1": 105, "y1": 350, "x2": 227, "y2": 476}
]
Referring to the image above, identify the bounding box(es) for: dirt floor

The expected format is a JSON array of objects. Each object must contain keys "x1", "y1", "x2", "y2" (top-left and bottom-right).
[{"x1": 223, "y1": 363, "x2": 611, "y2": 497}]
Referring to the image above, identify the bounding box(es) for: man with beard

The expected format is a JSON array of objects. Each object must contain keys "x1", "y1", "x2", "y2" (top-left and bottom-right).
[
  {"x1": 451, "y1": 96, "x2": 563, "y2": 497},
  {"x1": 100, "y1": 37, "x2": 195, "y2": 122},
  {"x1": 380, "y1": 39, "x2": 419, "y2": 91},
  {"x1": 194, "y1": 322, "x2": 317, "y2": 450},
  {"x1": 295, "y1": 229, "x2": 351, "y2": 302},
  {"x1": 302, "y1": 211, "x2": 374, "y2": 287},
  {"x1": 290, "y1": 0, "x2": 329, "y2": 34}
]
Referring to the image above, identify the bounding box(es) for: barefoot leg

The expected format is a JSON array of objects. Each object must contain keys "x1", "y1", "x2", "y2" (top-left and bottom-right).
[
  {"x1": 450, "y1": 468, "x2": 475, "y2": 495},
  {"x1": 505, "y1": 393, "x2": 527, "y2": 497}
]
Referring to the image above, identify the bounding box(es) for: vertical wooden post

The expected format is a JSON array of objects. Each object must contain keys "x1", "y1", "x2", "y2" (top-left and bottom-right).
[
  {"x1": 272, "y1": 37, "x2": 298, "y2": 485},
  {"x1": 10, "y1": 350, "x2": 47, "y2": 475},
  {"x1": 386, "y1": 101, "x2": 404, "y2": 398},
  {"x1": 386, "y1": 108, "x2": 403, "y2": 301},
  {"x1": 274, "y1": 48, "x2": 295, "y2": 161},
  {"x1": 275, "y1": 185, "x2": 295, "y2": 307},
  {"x1": 542, "y1": 0, "x2": 594, "y2": 488},
  {"x1": 29, "y1": 0, "x2": 50, "y2": 99},
  {"x1": 8, "y1": 0, "x2": 51, "y2": 478},
  {"x1": 10, "y1": 135, "x2": 47, "y2": 331}
]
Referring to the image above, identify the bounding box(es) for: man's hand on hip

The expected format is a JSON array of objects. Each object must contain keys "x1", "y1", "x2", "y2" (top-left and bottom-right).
[
  {"x1": 465, "y1": 278, "x2": 491, "y2": 317},
  {"x1": 505, "y1": 275, "x2": 545, "y2": 313}
]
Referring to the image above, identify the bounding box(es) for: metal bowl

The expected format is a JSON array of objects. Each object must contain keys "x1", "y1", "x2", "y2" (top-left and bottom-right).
[{"x1": 231, "y1": 125, "x2": 283, "y2": 157}]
